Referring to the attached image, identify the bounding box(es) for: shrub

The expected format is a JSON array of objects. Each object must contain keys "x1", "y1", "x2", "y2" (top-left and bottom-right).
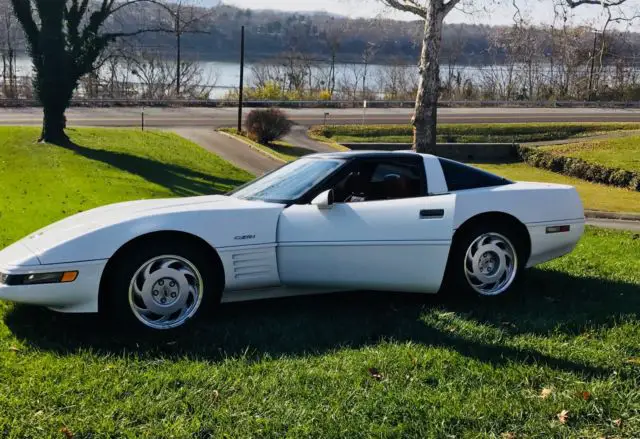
[
  {"x1": 515, "y1": 145, "x2": 640, "y2": 192},
  {"x1": 245, "y1": 108, "x2": 293, "y2": 144}
]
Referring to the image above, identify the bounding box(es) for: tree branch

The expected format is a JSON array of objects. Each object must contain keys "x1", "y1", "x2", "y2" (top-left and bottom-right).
[
  {"x1": 380, "y1": 0, "x2": 427, "y2": 18},
  {"x1": 564, "y1": 0, "x2": 628, "y2": 8},
  {"x1": 9, "y1": 0, "x2": 39, "y2": 53},
  {"x1": 442, "y1": 0, "x2": 462, "y2": 16}
]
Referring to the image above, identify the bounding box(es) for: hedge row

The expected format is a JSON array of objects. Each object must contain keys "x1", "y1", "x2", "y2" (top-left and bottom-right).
[
  {"x1": 516, "y1": 145, "x2": 640, "y2": 191},
  {"x1": 310, "y1": 122, "x2": 640, "y2": 143}
]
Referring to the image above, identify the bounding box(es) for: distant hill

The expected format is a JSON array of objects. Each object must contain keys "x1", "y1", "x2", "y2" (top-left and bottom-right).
[{"x1": 4, "y1": 1, "x2": 640, "y2": 66}]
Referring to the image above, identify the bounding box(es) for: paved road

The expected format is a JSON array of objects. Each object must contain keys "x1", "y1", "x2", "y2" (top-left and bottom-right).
[
  {"x1": 3, "y1": 107, "x2": 640, "y2": 128},
  {"x1": 283, "y1": 125, "x2": 336, "y2": 153},
  {"x1": 171, "y1": 128, "x2": 281, "y2": 176},
  {"x1": 586, "y1": 218, "x2": 640, "y2": 232}
]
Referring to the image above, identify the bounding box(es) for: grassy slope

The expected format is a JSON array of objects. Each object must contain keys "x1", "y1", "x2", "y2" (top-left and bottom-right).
[
  {"x1": 311, "y1": 123, "x2": 640, "y2": 144},
  {"x1": 541, "y1": 135, "x2": 640, "y2": 173},
  {"x1": 0, "y1": 127, "x2": 252, "y2": 248},
  {"x1": 476, "y1": 163, "x2": 640, "y2": 213},
  {"x1": 0, "y1": 228, "x2": 639, "y2": 437}
]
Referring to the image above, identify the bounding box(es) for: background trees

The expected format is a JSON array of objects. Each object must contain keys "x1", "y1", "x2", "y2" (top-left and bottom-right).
[{"x1": 9, "y1": 0, "x2": 157, "y2": 143}]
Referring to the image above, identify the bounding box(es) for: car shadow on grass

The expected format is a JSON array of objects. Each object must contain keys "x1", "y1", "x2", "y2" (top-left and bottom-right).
[
  {"x1": 5, "y1": 269, "x2": 638, "y2": 378},
  {"x1": 60, "y1": 140, "x2": 246, "y2": 197}
]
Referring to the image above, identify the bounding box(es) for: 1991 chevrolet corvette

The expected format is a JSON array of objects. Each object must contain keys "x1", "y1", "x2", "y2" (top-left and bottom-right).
[{"x1": 0, "y1": 151, "x2": 584, "y2": 330}]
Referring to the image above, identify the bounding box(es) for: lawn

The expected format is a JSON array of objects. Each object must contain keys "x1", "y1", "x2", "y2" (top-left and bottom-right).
[
  {"x1": 218, "y1": 128, "x2": 317, "y2": 162},
  {"x1": 0, "y1": 228, "x2": 639, "y2": 437},
  {"x1": 1, "y1": 126, "x2": 640, "y2": 438},
  {"x1": 475, "y1": 163, "x2": 640, "y2": 214},
  {"x1": 311, "y1": 123, "x2": 640, "y2": 144},
  {"x1": 541, "y1": 135, "x2": 640, "y2": 173},
  {"x1": 0, "y1": 127, "x2": 253, "y2": 248}
]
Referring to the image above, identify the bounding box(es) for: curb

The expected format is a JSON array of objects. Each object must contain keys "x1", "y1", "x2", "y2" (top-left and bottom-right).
[
  {"x1": 217, "y1": 130, "x2": 286, "y2": 164},
  {"x1": 585, "y1": 210, "x2": 640, "y2": 222}
]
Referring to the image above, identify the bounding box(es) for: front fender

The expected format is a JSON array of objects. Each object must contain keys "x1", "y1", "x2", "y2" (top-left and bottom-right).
[{"x1": 28, "y1": 208, "x2": 283, "y2": 265}]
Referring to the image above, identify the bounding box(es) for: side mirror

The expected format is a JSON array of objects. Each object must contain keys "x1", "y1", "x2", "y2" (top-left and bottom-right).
[{"x1": 311, "y1": 189, "x2": 334, "y2": 209}]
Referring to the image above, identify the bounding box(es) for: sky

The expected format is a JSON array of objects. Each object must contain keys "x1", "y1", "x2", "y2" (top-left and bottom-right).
[{"x1": 211, "y1": 0, "x2": 637, "y2": 29}]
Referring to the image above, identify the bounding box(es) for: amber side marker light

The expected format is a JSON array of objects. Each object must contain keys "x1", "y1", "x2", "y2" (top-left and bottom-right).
[
  {"x1": 546, "y1": 225, "x2": 571, "y2": 234},
  {"x1": 60, "y1": 271, "x2": 79, "y2": 283}
]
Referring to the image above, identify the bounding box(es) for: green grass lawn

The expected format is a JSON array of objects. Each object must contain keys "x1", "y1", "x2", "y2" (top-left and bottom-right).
[
  {"x1": 475, "y1": 163, "x2": 640, "y2": 213},
  {"x1": 0, "y1": 127, "x2": 253, "y2": 248},
  {"x1": 0, "y1": 228, "x2": 638, "y2": 437},
  {"x1": 1, "y1": 126, "x2": 640, "y2": 437},
  {"x1": 541, "y1": 135, "x2": 640, "y2": 173},
  {"x1": 218, "y1": 128, "x2": 317, "y2": 162},
  {"x1": 311, "y1": 123, "x2": 640, "y2": 144}
]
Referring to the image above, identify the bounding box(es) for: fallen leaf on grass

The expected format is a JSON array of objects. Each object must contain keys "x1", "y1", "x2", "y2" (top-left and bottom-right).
[
  {"x1": 580, "y1": 391, "x2": 591, "y2": 401},
  {"x1": 613, "y1": 419, "x2": 623, "y2": 428},
  {"x1": 625, "y1": 357, "x2": 640, "y2": 364},
  {"x1": 501, "y1": 433, "x2": 517, "y2": 439},
  {"x1": 540, "y1": 388, "x2": 553, "y2": 399},
  {"x1": 212, "y1": 390, "x2": 219, "y2": 400},
  {"x1": 368, "y1": 367, "x2": 384, "y2": 381},
  {"x1": 60, "y1": 426, "x2": 73, "y2": 438},
  {"x1": 8, "y1": 346, "x2": 20, "y2": 352},
  {"x1": 557, "y1": 409, "x2": 569, "y2": 424}
]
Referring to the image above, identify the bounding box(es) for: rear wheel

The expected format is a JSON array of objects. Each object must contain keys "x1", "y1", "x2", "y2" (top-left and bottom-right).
[
  {"x1": 444, "y1": 223, "x2": 525, "y2": 298},
  {"x1": 103, "y1": 239, "x2": 222, "y2": 330}
]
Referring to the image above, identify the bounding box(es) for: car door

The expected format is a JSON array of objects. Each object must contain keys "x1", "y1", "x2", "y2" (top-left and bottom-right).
[{"x1": 276, "y1": 156, "x2": 456, "y2": 293}]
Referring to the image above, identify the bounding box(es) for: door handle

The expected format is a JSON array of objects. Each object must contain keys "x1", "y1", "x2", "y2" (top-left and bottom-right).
[{"x1": 419, "y1": 209, "x2": 444, "y2": 219}]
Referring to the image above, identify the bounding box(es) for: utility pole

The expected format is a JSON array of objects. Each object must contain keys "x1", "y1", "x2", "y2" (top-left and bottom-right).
[
  {"x1": 237, "y1": 25, "x2": 245, "y2": 133},
  {"x1": 588, "y1": 30, "x2": 598, "y2": 101}
]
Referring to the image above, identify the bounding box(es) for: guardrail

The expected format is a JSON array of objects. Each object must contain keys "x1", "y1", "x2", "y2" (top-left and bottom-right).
[{"x1": 2, "y1": 98, "x2": 640, "y2": 109}]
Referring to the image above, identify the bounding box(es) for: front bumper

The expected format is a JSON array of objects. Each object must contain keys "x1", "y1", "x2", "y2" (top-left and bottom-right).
[{"x1": 0, "y1": 259, "x2": 108, "y2": 313}]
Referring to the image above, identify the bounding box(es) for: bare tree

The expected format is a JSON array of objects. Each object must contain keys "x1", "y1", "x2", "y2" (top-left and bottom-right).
[
  {"x1": 0, "y1": 0, "x2": 21, "y2": 98},
  {"x1": 141, "y1": 0, "x2": 213, "y2": 96},
  {"x1": 377, "y1": 60, "x2": 418, "y2": 100},
  {"x1": 9, "y1": 0, "x2": 166, "y2": 143},
  {"x1": 361, "y1": 42, "x2": 378, "y2": 100},
  {"x1": 129, "y1": 48, "x2": 217, "y2": 99},
  {"x1": 379, "y1": 0, "x2": 462, "y2": 153}
]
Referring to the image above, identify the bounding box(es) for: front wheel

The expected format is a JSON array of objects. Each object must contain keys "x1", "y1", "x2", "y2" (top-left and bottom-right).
[
  {"x1": 444, "y1": 224, "x2": 525, "y2": 298},
  {"x1": 103, "y1": 239, "x2": 222, "y2": 330}
]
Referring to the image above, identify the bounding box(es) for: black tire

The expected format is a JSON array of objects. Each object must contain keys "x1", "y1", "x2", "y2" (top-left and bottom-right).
[
  {"x1": 442, "y1": 221, "x2": 526, "y2": 299},
  {"x1": 101, "y1": 237, "x2": 223, "y2": 331}
]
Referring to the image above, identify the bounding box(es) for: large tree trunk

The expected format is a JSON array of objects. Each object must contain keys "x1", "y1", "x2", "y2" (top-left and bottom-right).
[
  {"x1": 41, "y1": 104, "x2": 68, "y2": 144},
  {"x1": 412, "y1": 3, "x2": 444, "y2": 154}
]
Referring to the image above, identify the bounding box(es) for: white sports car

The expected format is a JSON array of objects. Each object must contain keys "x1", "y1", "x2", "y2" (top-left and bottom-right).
[{"x1": 0, "y1": 151, "x2": 584, "y2": 330}]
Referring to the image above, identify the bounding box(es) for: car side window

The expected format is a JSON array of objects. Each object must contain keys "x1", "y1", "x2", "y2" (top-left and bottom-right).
[{"x1": 332, "y1": 158, "x2": 425, "y2": 203}]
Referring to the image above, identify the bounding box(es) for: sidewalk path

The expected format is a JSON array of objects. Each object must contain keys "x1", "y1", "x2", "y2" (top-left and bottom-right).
[
  {"x1": 283, "y1": 125, "x2": 336, "y2": 153},
  {"x1": 171, "y1": 128, "x2": 281, "y2": 176}
]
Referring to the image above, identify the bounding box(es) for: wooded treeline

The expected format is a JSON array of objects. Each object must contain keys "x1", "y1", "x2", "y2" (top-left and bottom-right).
[{"x1": 2, "y1": 0, "x2": 640, "y2": 102}]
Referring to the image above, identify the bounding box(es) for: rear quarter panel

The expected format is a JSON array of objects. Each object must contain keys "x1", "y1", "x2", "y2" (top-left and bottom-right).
[{"x1": 452, "y1": 182, "x2": 585, "y2": 267}]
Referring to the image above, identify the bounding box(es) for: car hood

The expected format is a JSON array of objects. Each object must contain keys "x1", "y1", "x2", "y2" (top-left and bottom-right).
[{"x1": 11, "y1": 195, "x2": 284, "y2": 264}]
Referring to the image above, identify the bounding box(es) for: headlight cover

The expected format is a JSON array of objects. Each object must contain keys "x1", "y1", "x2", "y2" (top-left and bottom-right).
[{"x1": 0, "y1": 271, "x2": 78, "y2": 286}]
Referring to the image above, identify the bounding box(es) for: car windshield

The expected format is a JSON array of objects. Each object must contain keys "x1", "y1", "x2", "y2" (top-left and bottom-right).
[{"x1": 230, "y1": 157, "x2": 345, "y2": 203}]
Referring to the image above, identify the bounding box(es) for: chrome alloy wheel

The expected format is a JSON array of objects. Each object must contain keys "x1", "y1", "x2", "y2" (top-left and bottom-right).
[
  {"x1": 463, "y1": 232, "x2": 518, "y2": 296},
  {"x1": 128, "y1": 255, "x2": 204, "y2": 329}
]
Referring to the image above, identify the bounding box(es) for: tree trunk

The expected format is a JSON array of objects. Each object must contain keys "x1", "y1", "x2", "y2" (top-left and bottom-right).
[
  {"x1": 40, "y1": 104, "x2": 68, "y2": 144},
  {"x1": 412, "y1": 3, "x2": 444, "y2": 154}
]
